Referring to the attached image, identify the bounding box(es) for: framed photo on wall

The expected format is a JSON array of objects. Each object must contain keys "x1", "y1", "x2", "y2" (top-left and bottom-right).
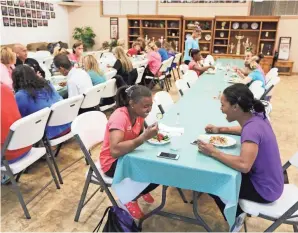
[
  {"x1": 22, "y1": 18, "x2": 27, "y2": 26},
  {"x1": 14, "y1": 0, "x2": 19, "y2": 6},
  {"x1": 8, "y1": 6, "x2": 14, "y2": 15},
  {"x1": 1, "y1": 6, "x2": 8, "y2": 15},
  {"x1": 50, "y1": 11, "x2": 55, "y2": 18},
  {"x1": 20, "y1": 8, "x2": 25, "y2": 16},
  {"x1": 3, "y1": 17, "x2": 9, "y2": 26},
  {"x1": 33, "y1": 19, "x2": 37, "y2": 27},
  {"x1": 16, "y1": 17, "x2": 21, "y2": 27},
  {"x1": 19, "y1": 0, "x2": 25, "y2": 7},
  {"x1": 35, "y1": 0, "x2": 39, "y2": 9},
  {"x1": 1, "y1": 1, "x2": 7, "y2": 5},
  {"x1": 27, "y1": 18, "x2": 32, "y2": 27},
  {"x1": 37, "y1": 19, "x2": 42, "y2": 26},
  {"x1": 110, "y1": 17, "x2": 118, "y2": 39},
  {"x1": 14, "y1": 7, "x2": 20, "y2": 16},
  {"x1": 9, "y1": 17, "x2": 15, "y2": 26},
  {"x1": 278, "y1": 37, "x2": 291, "y2": 60},
  {"x1": 43, "y1": 19, "x2": 47, "y2": 26},
  {"x1": 25, "y1": 0, "x2": 30, "y2": 8}
]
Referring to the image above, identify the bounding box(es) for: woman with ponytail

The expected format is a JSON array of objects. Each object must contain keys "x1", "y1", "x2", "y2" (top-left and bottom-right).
[
  {"x1": 237, "y1": 57, "x2": 266, "y2": 88},
  {"x1": 198, "y1": 84, "x2": 284, "y2": 231},
  {"x1": 99, "y1": 85, "x2": 159, "y2": 219},
  {"x1": 188, "y1": 49, "x2": 215, "y2": 77}
]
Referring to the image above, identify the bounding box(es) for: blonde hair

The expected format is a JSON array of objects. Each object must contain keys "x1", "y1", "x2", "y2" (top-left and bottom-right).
[
  {"x1": 53, "y1": 47, "x2": 69, "y2": 57},
  {"x1": 163, "y1": 42, "x2": 174, "y2": 52},
  {"x1": 114, "y1": 46, "x2": 133, "y2": 72},
  {"x1": 245, "y1": 58, "x2": 258, "y2": 70},
  {"x1": 1, "y1": 47, "x2": 16, "y2": 65},
  {"x1": 83, "y1": 55, "x2": 104, "y2": 76}
]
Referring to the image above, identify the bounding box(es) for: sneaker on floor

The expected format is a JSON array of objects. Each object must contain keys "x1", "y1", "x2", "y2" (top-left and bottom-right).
[
  {"x1": 231, "y1": 213, "x2": 247, "y2": 232},
  {"x1": 142, "y1": 193, "x2": 155, "y2": 204},
  {"x1": 124, "y1": 201, "x2": 144, "y2": 219}
]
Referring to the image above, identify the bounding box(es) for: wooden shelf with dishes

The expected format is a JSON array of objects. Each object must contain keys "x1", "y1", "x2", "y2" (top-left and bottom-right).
[
  {"x1": 182, "y1": 17, "x2": 214, "y2": 58},
  {"x1": 127, "y1": 15, "x2": 183, "y2": 52},
  {"x1": 212, "y1": 16, "x2": 280, "y2": 73}
]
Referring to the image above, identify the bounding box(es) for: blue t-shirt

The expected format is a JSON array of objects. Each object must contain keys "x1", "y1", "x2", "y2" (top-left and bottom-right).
[
  {"x1": 183, "y1": 37, "x2": 199, "y2": 61},
  {"x1": 15, "y1": 84, "x2": 71, "y2": 139},
  {"x1": 87, "y1": 70, "x2": 106, "y2": 86},
  {"x1": 158, "y1": 48, "x2": 169, "y2": 62},
  {"x1": 248, "y1": 69, "x2": 266, "y2": 88}
]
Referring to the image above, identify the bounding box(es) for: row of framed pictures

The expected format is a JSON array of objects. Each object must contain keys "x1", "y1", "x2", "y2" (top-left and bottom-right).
[
  {"x1": 1, "y1": 0, "x2": 54, "y2": 11},
  {"x1": 3, "y1": 17, "x2": 48, "y2": 27},
  {"x1": 1, "y1": 6, "x2": 55, "y2": 18}
]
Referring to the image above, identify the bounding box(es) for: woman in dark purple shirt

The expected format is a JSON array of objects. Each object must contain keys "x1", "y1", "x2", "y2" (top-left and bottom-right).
[{"x1": 198, "y1": 83, "x2": 284, "y2": 232}]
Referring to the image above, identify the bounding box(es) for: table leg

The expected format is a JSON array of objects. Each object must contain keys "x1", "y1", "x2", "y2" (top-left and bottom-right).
[{"x1": 192, "y1": 191, "x2": 212, "y2": 232}]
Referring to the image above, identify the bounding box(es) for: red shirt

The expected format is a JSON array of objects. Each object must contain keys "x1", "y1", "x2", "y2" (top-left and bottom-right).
[
  {"x1": 99, "y1": 107, "x2": 144, "y2": 173},
  {"x1": 1, "y1": 83, "x2": 32, "y2": 162},
  {"x1": 188, "y1": 60, "x2": 200, "y2": 77},
  {"x1": 127, "y1": 48, "x2": 138, "y2": 57}
]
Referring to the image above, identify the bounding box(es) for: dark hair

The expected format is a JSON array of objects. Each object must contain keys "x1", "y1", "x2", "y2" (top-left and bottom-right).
[
  {"x1": 223, "y1": 83, "x2": 266, "y2": 119},
  {"x1": 72, "y1": 41, "x2": 83, "y2": 54},
  {"x1": 53, "y1": 54, "x2": 72, "y2": 70},
  {"x1": 155, "y1": 41, "x2": 162, "y2": 48},
  {"x1": 115, "y1": 85, "x2": 152, "y2": 108},
  {"x1": 256, "y1": 53, "x2": 264, "y2": 64},
  {"x1": 12, "y1": 65, "x2": 53, "y2": 101},
  {"x1": 189, "y1": 48, "x2": 200, "y2": 58}
]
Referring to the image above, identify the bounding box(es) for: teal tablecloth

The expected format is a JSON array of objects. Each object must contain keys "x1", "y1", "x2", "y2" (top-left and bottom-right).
[{"x1": 113, "y1": 58, "x2": 244, "y2": 229}]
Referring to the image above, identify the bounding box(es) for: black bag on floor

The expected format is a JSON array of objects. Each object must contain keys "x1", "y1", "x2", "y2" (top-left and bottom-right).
[{"x1": 93, "y1": 206, "x2": 139, "y2": 232}]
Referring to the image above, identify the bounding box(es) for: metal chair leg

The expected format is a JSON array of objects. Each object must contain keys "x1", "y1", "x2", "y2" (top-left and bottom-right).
[
  {"x1": 293, "y1": 224, "x2": 298, "y2": 232},
  {"x1": 2, "y1": 161, "x2": 31, "y2": 219},
  {"x1": 44, "y1": 139, "x2": 63, "y2": 184},
  {"x1": 176, "y1": 188, "x2": 188, "y2": 203},
  {"x1": 244, "y1": 219, "x2": 248, "y2": 232},
  {"x1": 54, "y1": 144, "x2": 62, "y2": 157},
  {"x1": 44, "y1": 154, "x2": 60, "y2": 189},
  {"x1": 74, "y1": 167, "x2": 92, "y2": 222}
]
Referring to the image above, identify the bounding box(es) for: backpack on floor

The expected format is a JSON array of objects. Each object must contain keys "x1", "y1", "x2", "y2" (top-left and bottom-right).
[{"x1": 93, "y1": 206, "x2": 139, "y2": 232}]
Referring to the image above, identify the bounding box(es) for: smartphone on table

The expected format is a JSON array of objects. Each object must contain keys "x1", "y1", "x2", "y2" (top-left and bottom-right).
[{"x1": 157, "y1": 152, "x2": 179, "y2": 160}]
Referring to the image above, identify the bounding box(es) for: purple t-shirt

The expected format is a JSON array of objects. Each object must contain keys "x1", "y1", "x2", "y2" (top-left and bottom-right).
[{"x1": 241, "y1": 113, "x2": 284, "y2": 202}]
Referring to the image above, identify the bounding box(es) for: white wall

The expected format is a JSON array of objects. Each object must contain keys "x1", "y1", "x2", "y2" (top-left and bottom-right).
[{"x1": 0, "y1": 2, "x2": 69, "y2": 45}]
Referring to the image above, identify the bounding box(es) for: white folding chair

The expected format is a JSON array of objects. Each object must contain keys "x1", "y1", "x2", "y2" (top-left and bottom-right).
[
  {"x1": 249, "y1": 81, "x2": 265, "y2": 100},
  {"x1": 145, "y1": 102, "x2": 162, "y2": 126},
  {"x1": 261, "y1": 76, "x2": 280, "y2": 100},
  {"x1": 27, "y1": 51, "x2": 36, "y2": 59},
  {"x1": 132, "y1": 59, "x2": 148, "y2": 69},
  {"x1": 171, "y1": 53, "x2": 182, "y2": 80},
  {"x1": 135, "y1": 67, "x2": 145, "y2": 85},
  {"x1": 204, "y1": 55, "x2": 215, "y2": 66},
  {"x1": 43, "y1": 56, "x2": 54, "y2": 70},
  {"x1": 260, "y1": 100, "x2": 273, "y2": 121},
  {"x1": 1, "y1": 108, "x2": 60, "y2": 219},
  {"x1": 38, "y1": 62, "x2": 51, "y2": 79},
  {"x1": 34, "y1": 51, "x2": 51, "y2": 63},
  {"x1": 80, "y1": 83, "x2": 106, "y2": 110},
  {"x1": 99, "y1": 79, "x2": 117, "y2": 111},
  {"x1": 179, "y1": 64, "x2": 189, "y2": 75},
  {"x1": 43, "y1": 95, "x2": 84, "y2": 184},
  {"x1": 265, "y1": 68, "x2": 278, "y2": 84},
  {"x1": 183, "y1": 70, "x2": 198, "y2": 86},
  {"x1": 72, "y1": 111, "x2": 117, "y2": 222},
  {"x1": 101, "y1": 52, "x2": 114, "y2": 60},
  {"x1": 104, "y1": 69, "x2": 117, "y2": 80},
  {"x1": 154, "y1": 91, "x2": 174, "y2": 114},
  {"x1": 175, "y1": 79, "x2": 190, "y2": 97},
  {"x1": 240, "y1": 151, "x2": 298, "y2": 232}
]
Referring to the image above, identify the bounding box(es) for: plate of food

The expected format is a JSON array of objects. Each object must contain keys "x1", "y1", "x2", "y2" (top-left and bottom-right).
[
  {"x1": 148, "y1": 133, "x2": 170, "y2": 145},
  {"x1": 228, "y1": 77, "x2": 240, "y2": 83},
  {"x1": 198, "y1": 135, "x2": 236, "y2": 148}
]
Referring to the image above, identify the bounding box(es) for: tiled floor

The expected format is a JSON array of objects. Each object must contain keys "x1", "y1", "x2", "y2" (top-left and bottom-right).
[{"x1": 1, "y1": 75, "x2": 298, "y2": 232}]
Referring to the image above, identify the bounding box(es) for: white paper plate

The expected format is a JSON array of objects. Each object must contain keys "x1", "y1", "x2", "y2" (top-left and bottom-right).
[
  {"x1": 205, "y1": 34, "x2": 211, "y2": 41},
  {"x1": 147, "y1": 138, "x2": 170, "y2": 145},
  {"x1": 198, "y1": 134, "x2": 236, "y2": 148}
]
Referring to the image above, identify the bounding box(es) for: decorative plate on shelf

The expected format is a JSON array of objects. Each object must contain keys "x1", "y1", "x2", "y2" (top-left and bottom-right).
[
  {"x1": 232, "y1": 22, "x2": 239, "y2": 29},
  {"x1": 205, "y1": 34, "x2": 211, "y2": 41},
  {"x1": 251, "y1": 22, "x2": 259, "y2": 30},
  {"x1": 220, "y1": 32, "x2": 225, "y2": 38},
  {"x1": 214, "y1": 50, "x2": 219, "y2": 54},
  {"x1": 242, "y1": 23, "x2": 249, "y2": 29}
]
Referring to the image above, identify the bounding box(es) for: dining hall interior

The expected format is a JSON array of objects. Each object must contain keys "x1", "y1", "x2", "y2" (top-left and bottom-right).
[{"x1": 1, "y1": 0, "x2": 298, "y2": 232}]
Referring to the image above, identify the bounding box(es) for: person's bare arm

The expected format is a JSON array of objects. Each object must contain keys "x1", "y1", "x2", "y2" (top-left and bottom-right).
[
  {"x1": 193, "y1": 64, "x2": 215, "y2": 74},
  {"x1": 205, "y1": 124, "x2": 242, "y2": 136},
  {"x1": 199, "y1": 141, "x2": 258, "y2": 173},
  {"x1": 109, "y1": 123, "x2": 158, "y2": 158}
]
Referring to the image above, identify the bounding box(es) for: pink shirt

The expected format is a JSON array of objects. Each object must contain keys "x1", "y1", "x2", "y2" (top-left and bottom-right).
[
  {"x1": 188, "y1": 60, "x2": 200, "y2": 77},
  {"x1": 147, "y1": 51, "x2": 162, "y2": 75},
  {"x1": 0, "y1": 63, "x2": 13, "y2": 90},
  {"x1": 68, "y1": 53, "x2": 80, "y2": 63},
  {"x1": 100, "y1": 107, "x2": 145, "y2": 173}
]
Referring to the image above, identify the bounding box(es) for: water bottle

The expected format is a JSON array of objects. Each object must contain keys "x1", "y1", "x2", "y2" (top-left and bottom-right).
[{"x1": 171, "y1": 113, "x2": 182, "y2": 151}]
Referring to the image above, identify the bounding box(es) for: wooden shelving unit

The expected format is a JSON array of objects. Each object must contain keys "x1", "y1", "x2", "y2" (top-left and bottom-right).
[
  {"x1": 182, "y1": 17, "x2": 214, "y2": 57},
  {"x1": 212, "y1": 16, "x2": 280, "y2": 73},
  {"x1": 127, "y1": 15, "x2": 183, "y2": 52}
]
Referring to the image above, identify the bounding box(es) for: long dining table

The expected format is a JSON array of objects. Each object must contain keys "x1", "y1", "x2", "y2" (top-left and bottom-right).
[{"x1": 111, "y1": 58, "x2": 245, "y2": 231}]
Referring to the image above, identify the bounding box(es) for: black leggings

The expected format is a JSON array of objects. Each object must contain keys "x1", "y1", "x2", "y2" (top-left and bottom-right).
[
  {"x1": 105, "y1": 160, "x2": 159, "y2": 196},
  {"x1": 210, "y1": 173, "x2": 272, "y2": 219}
]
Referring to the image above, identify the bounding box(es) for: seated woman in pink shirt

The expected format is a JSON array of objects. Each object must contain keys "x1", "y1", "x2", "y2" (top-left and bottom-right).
[
  {"x1": 68, "y1": 41, "x2": 84, "y2": 65},
  {"x1": 188, "y1": 49, "x2": 215, "y2": 77},
  {"x1": 0, "y1": 47, "x2": 16, "y2": 90},
  {"x1": 100, "y1": 85, "x2": 159, "y2": 219}
]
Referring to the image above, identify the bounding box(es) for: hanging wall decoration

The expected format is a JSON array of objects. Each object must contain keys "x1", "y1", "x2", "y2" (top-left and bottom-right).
[{"x1": 110, "y1": 17, "x2": 119, "y2": 39}]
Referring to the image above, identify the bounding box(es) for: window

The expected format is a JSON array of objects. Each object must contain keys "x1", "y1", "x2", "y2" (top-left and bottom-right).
[
  {"x1": 250, "y1": 0, "x2": 298, "y2": 16},
  {"x1": 102, "y1": 0, "x2": 156, "y2": 16}
]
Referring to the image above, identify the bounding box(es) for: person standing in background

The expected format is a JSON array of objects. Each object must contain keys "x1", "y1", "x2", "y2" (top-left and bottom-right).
[{"x1": 183, "y1": 27, "x2": 201, "y2": 65}]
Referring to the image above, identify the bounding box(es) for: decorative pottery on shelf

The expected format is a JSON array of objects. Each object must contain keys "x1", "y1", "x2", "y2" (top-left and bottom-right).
[
  {"x1": 203, "y1": 46, "x2": 208, "y2": 51},
  {"x1": 241, "y1": 23, "x2": 249, "y2": 29},
  {"x1": 220, "y1": 32, "x2": 225, "y2": 38},
  {"x1": 251, "y1": 22, "x2": 258, "y2": 30},
  {"x1": 232, "y1": 22, "x2": 239, "y2": 29},
  {"x1": 187, "y1": 23, "x2": 196, "y2": 30}
]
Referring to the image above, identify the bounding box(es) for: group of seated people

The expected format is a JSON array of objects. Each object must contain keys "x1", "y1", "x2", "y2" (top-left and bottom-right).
[{"x1": 1, "y1": 37, "x2": 283, "y2": 232}]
